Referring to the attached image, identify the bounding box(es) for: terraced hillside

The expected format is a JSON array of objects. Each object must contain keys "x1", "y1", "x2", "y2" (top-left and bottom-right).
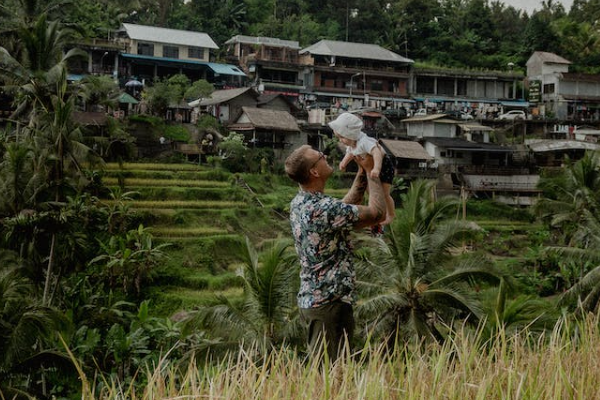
[{"x1": 102, "y1": 162, "x2": 295, "y2": 316}]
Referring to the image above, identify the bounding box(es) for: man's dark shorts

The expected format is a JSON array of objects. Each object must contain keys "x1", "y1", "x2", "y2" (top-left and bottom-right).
[{"x1": 299, "y1": 300, "x2": 354, "y2": 360}]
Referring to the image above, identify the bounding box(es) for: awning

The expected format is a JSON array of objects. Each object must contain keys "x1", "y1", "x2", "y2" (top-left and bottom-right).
[
  {"x1": 500, "y1": 100, "x2": 529, "y2": 108},
  {"x1": 206, "y1": 62, "x2": 246, "y2": 77},
  {"x1": 121, "y1": 53, "x2": 209, "y2": 68},
  {"x1": 118, "y1": 92, "x2": 139, "y2": 104}
]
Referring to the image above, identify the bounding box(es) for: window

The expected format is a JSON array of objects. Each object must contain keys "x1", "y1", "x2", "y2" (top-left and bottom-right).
[
  {"x1": 543, "y1": 83, "x2": 555, "y2": 94},
  {"x1": 188, "y1": 46, "x2": 204, "y2": 59},
  {"x1": 137, "y1": 42, "x2": 154, "y2": 56},
  {"x1": 371, "y1": 80, "x2": 383, "y2": 91},
  {"x1": 163, "y1": 45, "x2": 179, "y2": 58}
]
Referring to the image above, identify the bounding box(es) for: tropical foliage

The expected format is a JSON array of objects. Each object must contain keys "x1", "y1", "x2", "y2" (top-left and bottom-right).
[{"x1": 355, "y1": 179, "x2": 501, "y2": 345}]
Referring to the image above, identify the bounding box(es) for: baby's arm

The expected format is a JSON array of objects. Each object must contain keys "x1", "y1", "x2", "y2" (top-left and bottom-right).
[
  {"x1": 369, "y1": 145, "x2": 384, "y2": 179},
  {"x1": 339, "y1": 152, "x2": 354, "y2": 171}
]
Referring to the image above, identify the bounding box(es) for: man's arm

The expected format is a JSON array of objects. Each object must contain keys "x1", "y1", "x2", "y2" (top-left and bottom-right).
[
  {"x1": 342, "y1": 166, "x2": 367, "y2": 205},
  {"x1": 344, "y1": 156, "x2": 386, "y2": 229}
]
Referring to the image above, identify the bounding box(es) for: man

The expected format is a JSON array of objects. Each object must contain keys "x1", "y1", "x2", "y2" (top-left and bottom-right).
[{"x1": 284, "y1": 144, "x2": 386, "y2": 360}]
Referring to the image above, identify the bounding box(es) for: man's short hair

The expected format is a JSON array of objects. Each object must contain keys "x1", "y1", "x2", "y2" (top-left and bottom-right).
[{"x1": 285, "y1": 145, "x2": 314, "y2": 184}]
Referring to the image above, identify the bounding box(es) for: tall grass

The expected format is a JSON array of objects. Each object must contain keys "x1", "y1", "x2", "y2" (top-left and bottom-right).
[{"x1": 75, "y1": 314, "x2": 600, "y2": 399}]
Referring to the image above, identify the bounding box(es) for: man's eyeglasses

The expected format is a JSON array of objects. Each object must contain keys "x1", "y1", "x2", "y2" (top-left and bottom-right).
[{"x1": 309, "y1": 151, "x2": 325, "y2": 169}]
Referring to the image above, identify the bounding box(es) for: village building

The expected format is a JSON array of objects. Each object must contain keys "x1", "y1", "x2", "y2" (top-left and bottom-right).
[
  {"x1": 188, "y1": 87, "x2": 259, "y2": 124},
  {"x1": 224, "y1": 35, "x2": 303, "y2": 105},
  {"x1": 402, "y1": 114, "x2": 460, "y2": 138},
  {"x1": 379, "y1": 139, "x2": 434, "y2": 178},
  {"x1": 527, "y1": 51, "x2": 600, "y2": 121},
  {"x1": 298, "y1": 40, "x2": 415, "y2": 112},
  {"x1": 113, "y1": 24, "x2": 246, "y2": 87},
  {"x1": 411, "y1": 67, "x2": 527, "y2": 119},
  {"x1": 227, "y1": 107, "x2": 302, "y2": 160}
]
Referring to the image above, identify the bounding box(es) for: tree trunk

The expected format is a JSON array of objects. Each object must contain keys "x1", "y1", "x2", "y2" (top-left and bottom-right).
[{"x1": 42, "y1": 234, "x2": 56, "y2": 306}]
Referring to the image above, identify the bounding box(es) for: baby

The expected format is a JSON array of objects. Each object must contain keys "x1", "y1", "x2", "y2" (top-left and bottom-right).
[{"x1": 328, "y1": 112, "x2": 396, "y2": 227}]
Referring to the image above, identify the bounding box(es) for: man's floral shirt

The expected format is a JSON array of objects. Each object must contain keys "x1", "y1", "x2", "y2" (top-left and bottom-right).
[{"x1": 290, "y1": 190, "x2": 359, "y2": 309}]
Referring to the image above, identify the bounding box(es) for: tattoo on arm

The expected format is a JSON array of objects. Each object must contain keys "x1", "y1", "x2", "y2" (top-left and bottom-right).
[{"x1": 343, "y1": 172, "x2": 367, "y2": 204}]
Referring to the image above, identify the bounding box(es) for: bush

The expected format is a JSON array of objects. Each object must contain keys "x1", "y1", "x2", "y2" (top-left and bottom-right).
[
  {"x1": 466, "y1": 200, "x2": 535, "y2": 222},
  {"x1": 163, "y1": 125, "x2": 190, "y2": 142}
]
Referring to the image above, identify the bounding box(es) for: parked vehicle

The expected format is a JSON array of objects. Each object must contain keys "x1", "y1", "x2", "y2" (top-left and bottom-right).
[
  {"x1": 414, "y1": 108, "x2": 427, "y2": 117},
  {"x1": 382, "y1": 108, "x2": 408, "y2": 119},
  {"x1": 497, "y1": 110, "x2": 526, "y2": 120},
  {"x1": 444, "y1": 110, "x2": 474, "y2": 120}
]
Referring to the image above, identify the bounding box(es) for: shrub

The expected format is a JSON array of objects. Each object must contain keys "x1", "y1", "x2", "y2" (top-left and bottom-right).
[{"x1": 163, "y1": 125, "x2": 190, "y2": 142}]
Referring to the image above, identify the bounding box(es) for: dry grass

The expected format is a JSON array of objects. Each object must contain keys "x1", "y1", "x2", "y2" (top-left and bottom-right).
[{"x1": 76, "y1": 315, "x2": 600, "y2": 400}]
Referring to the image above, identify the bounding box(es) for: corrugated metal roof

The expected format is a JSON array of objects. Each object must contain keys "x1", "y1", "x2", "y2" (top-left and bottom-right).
[
  {"x1": 526, "y1": 139, "x2": 600, "y2": 152},
  {"x1": 402, "y1": 114, "x2": 457, "y2": 123},
  {"x1": 206, "y1": 63, "x2": 246, "y2": 76},
  {"x1": 225, "y1": 35, "x2": 300, "y2": 49},
  {"x1": 121, "y1": 23, "x2": 218, "y2": 49},
  {"x1": 459, "y1": 123, "x2": 493, "y2": 132},
  {"x1": 426, "y1": 137, "x2": 511, "y2": 152},
  {"x1": 380, "y1": 139, "x2": 432, "y2": 160},
  {"x1": 189, "y1": 87, "x2": 258, "y2": 107},
  {"x1": 234, "y1": 107, "x2": 300, "y2": 132},
  {"x1": 300, "y1": 40, "x2": 413, "y2": 64}
]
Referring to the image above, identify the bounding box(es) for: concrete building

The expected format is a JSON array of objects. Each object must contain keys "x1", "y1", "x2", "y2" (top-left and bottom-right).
[
  {"x1": 527, "y1": 51, "x2": 600, "y2": 121},
  {"x1": 114, "y1": 24, "x2": 246, "y2": 86}
]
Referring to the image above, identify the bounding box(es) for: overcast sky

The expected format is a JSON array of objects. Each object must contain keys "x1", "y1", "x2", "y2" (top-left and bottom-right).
[{"x1": 500, "y1": 0, "x2": 574, "y2": 14}]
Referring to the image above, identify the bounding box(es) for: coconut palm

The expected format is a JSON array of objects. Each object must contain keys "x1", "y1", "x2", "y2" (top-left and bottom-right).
[
  {"x1": 534, "y1": 151, "x2": 600, "y2": 245},
  {"x1": 479, "y1": 277, "x2": 558, "y2": 342},
  {"x1": 0, "y1": 13, "x2": 86, "y2": 120},
  {"x1": 0, "y1": 141, "x2": 47, "y2": 216},
  {"x1": 544, "y1": 208, "x2": 600, "y2": 312},
  {"x1": 0, "y1": 250, "x2": 69, "y2": 398},
  {"x1": 183, "y1": 237, "x2": 301, "y2": 355},
  {"x1": 78, "y1": 74, "x2": 120, "y2": 112},
  {"x1": 355, "y1": 179, "x2": 501, "y2": 346}
]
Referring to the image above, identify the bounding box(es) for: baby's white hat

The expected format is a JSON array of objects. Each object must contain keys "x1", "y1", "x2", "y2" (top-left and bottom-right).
[{"x1": 328, "y1": 112, "x2": 363, "y2": 140}]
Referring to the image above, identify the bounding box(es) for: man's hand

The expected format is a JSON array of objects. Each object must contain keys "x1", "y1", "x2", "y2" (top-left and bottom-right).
[{"x1": 370, "y1": 168, "x2": 380, "y2": 179}]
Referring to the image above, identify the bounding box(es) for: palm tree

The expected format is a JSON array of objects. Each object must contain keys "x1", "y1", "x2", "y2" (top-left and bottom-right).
[
  {"x1": 0, "y1": 250, "x2": 69, "y2": 398},
  {"x1": 534, "y1": 151, "x2": 600, "y2": 246},
  {"x1": 547, "y1": 210, "x2": 600, "y2": 312},
  {"x1": 355, "y1": 179, "x2": 501, "y2": 346},
  {"x1": 0, "y1": 13, "x2": 86, "y2": 121},
  {"x1": 479, "y1": 277, "x2": 558, "y2": 342},
  {"x1": 183, "y1": 237, "x2": 301, "y2": 355},
  {"x1": 0, "y1": 141, "x2": 46, "y2": 216},
  {"x1": 78, "y1": 75, "x2": 120, "y2": 113}
]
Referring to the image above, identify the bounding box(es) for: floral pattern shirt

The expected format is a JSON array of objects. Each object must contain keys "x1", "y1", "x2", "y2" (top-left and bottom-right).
[{"x1": 290, "y1": 190, "x2": 360, "y2": 308}]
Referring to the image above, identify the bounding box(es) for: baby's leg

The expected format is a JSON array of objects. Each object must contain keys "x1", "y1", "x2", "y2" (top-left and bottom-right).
[{"x1": 382, "y1": 183, "x2": 395, "y2": 225}]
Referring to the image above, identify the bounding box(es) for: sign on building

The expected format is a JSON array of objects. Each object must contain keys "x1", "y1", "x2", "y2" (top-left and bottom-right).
[{"x1": 529, "y1": 80, "x2": 541, "y2": 103}]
